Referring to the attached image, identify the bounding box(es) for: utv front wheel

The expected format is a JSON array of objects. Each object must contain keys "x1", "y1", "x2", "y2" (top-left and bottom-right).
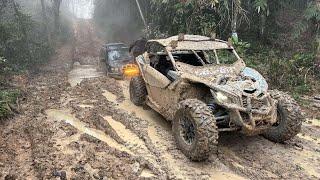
[
  {"x1": 173, "y1": 99, "x2": 218, "y2": 161},
  {"x1": 263, "y1": 90, "x2": 304, "y2": 142},
  {"x1": 129, "y1": 76, "x2": 147, "y2": 106}
]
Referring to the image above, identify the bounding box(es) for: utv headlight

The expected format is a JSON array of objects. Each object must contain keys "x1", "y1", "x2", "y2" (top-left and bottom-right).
[{"x1": 216, "y1": 92, "x2": 230, "y2": 103}]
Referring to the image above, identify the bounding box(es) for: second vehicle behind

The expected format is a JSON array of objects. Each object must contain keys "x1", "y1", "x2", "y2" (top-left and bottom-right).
[{"x1": 100, "y1": 43, "x2": 134, "y2": 79}]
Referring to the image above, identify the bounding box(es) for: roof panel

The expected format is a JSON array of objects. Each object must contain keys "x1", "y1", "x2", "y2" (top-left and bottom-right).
[{"x1": 148, "y1": 35, "x2": 231, "y2": 50}]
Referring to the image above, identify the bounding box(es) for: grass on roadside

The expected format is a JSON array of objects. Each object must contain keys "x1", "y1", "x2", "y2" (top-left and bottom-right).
[{"x1": 0, "y1": 89, "x2": 20, "y2": 120}]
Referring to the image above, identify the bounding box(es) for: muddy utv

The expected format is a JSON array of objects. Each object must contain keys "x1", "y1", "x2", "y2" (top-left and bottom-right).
[{"x1": 129, "y1": 35, "x2": 304, "y2": 161}]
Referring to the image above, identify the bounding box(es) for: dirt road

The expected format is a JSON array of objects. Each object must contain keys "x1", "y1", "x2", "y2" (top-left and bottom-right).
[{"x1": 0, "y1": 21, "x2": 319, "y2": 179}]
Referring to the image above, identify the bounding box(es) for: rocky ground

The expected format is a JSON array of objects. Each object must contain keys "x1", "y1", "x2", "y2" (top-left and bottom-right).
[{"x1": 0, "y1": 21, "x2": 319, "y2": 180}]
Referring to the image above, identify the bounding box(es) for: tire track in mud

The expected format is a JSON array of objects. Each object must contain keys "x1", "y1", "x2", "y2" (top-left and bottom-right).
[
  {"x1": 46, "y1": 97, "x2": 165, "y2": 178},
  {"x1": 46, "y1": 109, "x2": 133, "y2": 154},
  {"x1": 46, "y1": 77, "x2": 167, "y2": 178},
  {"x1": 217, "y1": 126, "x2": 320, "y2": 179},
  {"x1": 104, "y1": 115, "x2": 158, "y2": 178}
]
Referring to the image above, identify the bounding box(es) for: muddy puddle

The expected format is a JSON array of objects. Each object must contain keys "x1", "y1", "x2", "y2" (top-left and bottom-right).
[{"x1": 68, "y1": 63, "x2": 104, "y2": 87}]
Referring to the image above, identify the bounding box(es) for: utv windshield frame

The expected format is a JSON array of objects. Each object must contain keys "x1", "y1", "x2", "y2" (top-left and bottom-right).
[{"x1": 145, "y1": 38, "x2": 242, "y2": 70}]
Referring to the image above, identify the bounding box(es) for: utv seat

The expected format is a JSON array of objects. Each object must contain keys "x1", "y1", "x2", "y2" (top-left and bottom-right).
[{"x1": 167, "y1": 70, "x2": 178, "y2": 81}]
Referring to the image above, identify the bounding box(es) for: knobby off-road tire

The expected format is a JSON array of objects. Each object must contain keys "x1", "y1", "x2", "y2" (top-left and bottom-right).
[
  {"x1": 173, "y1": 99, "x2": 218, "y2": 161},
  {"x1": 263, "y1": 90, "x2": 304, "y2": 142},
  {"x1": 129, "y1": 76, "x2": 147, "y2": 106}
]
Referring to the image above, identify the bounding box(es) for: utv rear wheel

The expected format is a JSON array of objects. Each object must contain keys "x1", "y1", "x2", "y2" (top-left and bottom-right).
[
  {"x1": 173, "y1": 99, "x2": 218, "y2": 161},
  {"x1": 263, "y1": 90, "x2": 304, "y2": 142},
  {"x1": 129, "y1": 76, "x2": 147, "y2": 106}
]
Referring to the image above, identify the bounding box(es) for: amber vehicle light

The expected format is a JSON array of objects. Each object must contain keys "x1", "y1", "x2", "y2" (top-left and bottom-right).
[{"x1": 123, "y1": 64, "x2": 140, "y2": 78}]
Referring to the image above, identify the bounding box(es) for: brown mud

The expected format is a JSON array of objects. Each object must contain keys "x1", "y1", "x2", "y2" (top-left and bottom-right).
[{"x1": 0, "y1": 20, "x2": 319, "y2": 180}]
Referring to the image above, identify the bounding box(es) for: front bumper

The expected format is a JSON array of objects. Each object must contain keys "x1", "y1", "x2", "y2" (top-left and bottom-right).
[
  {"x1": 108, "y1": 71, "x2": 124, "y2": 79},
  {"x1": 218, "y1": 94, "x2": 277, "y2": 135}
]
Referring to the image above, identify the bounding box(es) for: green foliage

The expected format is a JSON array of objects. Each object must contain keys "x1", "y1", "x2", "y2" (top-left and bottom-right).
[
  {"x1": 304, "y1": 2, "x2": 320, "y2": 21},
  {"x1": 140, "y1": 0, "x2": 218, "y2": 37},
  {"x1": 232, "y1": 39, "x2": 250, "y2": 57},
  {"x1": 253, "y1": 0, "x2": 268, "y2": 14},
  {"x1": 0, "y1": 2, "x2": 54, "y2": 72},
  {"x1": 0, "y1": 56, "x2": 11, "y2": 74},
  {"x1": 0, "y1": 89, "x2": 20, "y2": 119},
  {"x1": 293, "y1": 2, "x2": 320, "y2": 39},
  {"x1": 0, "y1": 0, "x2": 73, "y2": 73},
  {"x1": 244, "y1": 46, "x2": 316, "y2": 96}
]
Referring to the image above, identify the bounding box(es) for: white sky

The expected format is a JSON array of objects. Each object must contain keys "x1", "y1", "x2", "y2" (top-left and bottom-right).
[{"x1": 68, "y1": 0, "x2": 94, "y2": 19}]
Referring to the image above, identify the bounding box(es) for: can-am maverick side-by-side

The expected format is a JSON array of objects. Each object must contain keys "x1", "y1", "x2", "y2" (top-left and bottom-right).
[{"x1": 129, "y1": 35, "x2": 304, "y2": 161}]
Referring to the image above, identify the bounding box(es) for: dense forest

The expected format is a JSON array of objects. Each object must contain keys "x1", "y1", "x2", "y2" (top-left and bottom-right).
[
  {"x1": 94, "y1": 0, "x2": 319, "y2": 97},
  {"x1": 0, "y1": 0, "x2": 73, "y2": 72},
  {"x1": 0, "y1": 0, "x2": 73, "y2": 119}
]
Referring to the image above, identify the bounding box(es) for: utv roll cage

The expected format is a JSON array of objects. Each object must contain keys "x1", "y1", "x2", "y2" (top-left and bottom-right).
[{"x1": 144, "y1": 35, "x2": 242, "y2": 70}]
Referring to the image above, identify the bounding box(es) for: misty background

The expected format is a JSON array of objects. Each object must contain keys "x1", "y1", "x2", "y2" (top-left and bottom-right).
[{"x1": 93, "y1": 0, "x2": 145, "y2": 43}]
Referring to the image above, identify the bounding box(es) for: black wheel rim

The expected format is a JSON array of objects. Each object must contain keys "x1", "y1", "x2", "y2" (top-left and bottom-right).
[
  {"x1": 273, "y1": 109, "x2": 282, "y2": 127},
  {"x1": 179, "y1": 115, "x2": 195, "y2": 145}
]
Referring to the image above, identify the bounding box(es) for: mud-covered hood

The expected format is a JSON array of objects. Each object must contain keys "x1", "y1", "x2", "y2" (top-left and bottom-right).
[
  {"x1": 177, "y1": 61, "x2": 268, "y2": 97},
  {"x1": 176, "y1": 60, "x2": 244, "y2": 82},
  {"x1": 214, "y1": 67, "x2": 268, "y2": 97}
]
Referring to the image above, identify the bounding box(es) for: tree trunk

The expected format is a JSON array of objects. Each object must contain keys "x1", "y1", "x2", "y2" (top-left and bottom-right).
[
  {"x1": 12, "y1": 0, "x2": 32, "y2": 61},
  {"x1": 315, "y1": 35, "x2": 320, "y2": 71},
  {"x1": 314, "y1": 1, "x2": 320, "y2": 67},
  {"x1": 52, "y1": 0, "x2": 62, "y2": 36},
  {"x1": 40, "y1": 0, "x2": 52, "y2": 45},
  {"x1": 258, "y1": 12, "x2": 267, "y2": 41},
  {"x1": 135, "y1": 0, "x2": 147, "y2": 28},
  {"x1": 317, "y1": 1, "x2": 320, "y2": 59}
]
